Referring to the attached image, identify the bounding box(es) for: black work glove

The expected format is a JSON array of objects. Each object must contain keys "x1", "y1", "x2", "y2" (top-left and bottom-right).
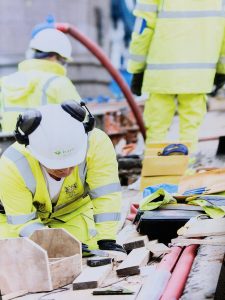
[
  {"x1": 97, "y1": 239, "x2": 126, "y2": 253},
  {"x1": 209, "y1": 73, "x2": 225, "y2": 97},
  {"x1": 130, "y1": 72, "x2": 144, "y2": 96}
]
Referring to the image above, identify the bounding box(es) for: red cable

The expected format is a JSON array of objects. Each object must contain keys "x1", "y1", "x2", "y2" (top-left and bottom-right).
[
  {"x1": 56, "y1": 23, "x2": 146, "y2": 139},
  {"x1": 157, "y1": 246, "x2": 183, "y2": 273}
]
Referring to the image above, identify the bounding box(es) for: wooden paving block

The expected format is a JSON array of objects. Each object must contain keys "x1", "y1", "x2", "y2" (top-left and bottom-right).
[
  {"x1": 116, "y1": 247, "x2": 150, "y2": 277},
  {"x1": 147, "y1": 243, "x2": 171, "y2": 256},
  {"x1": 123, "y1": 235, "x2": 149, "y2": 252},
  {"x1": 180, "y1": 218, "x2": 225, "y2": 238},
  {"x1": 73, "y1": 265, "x2": 112, "y2": 290}
]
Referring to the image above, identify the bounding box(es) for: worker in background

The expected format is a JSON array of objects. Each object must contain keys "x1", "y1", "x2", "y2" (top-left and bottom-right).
[
  {"x1": 0, "y1": 101, "x2": 125, "y2": 253},
  {"x1": 127, "y1": 0, "x2": 225, "y2": 152},
  {"x1": 0, "y1": 28, "x2": 80, "y2": 132}
]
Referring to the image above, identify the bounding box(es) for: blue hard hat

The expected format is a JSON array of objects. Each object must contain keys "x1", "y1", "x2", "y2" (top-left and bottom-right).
[
  {"x1": 31, "y1": 14, "x2": 55, "y2": 38},
  {"x1": 160, "y1": 143, "x2": 189, "y2": 156}
]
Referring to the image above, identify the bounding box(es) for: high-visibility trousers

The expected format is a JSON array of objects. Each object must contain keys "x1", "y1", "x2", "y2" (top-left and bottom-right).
[{"x1": 143, "y1": 93, "x2": 207, "y2": 152}]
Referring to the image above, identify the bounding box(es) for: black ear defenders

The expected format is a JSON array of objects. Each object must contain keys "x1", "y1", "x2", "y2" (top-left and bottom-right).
[
  {"x1": 14, "y1": 109, "x2": 42, "y2": 146},
  {"x1": 61, "y1": 100, "x2": 95, "y2": 133},
  {"x1": 14, "y1": 100, "x2": 95, "y2": 146}
]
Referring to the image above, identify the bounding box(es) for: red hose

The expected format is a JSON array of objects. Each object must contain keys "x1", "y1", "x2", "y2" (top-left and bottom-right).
[
  {"x1": 157, "y1": 246, "x2": 183, "y2": 273},
  {"x1": 161, "y1": 244, "x2": 198, "y2": 300},
  {"x1": 56, "y1": 23, "x2": 146, "y2": 139}
]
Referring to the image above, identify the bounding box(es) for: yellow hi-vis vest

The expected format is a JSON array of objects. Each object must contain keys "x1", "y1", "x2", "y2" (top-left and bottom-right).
[
  {"x1": 0, "y1": 128, "x2": 122, "y2": 241},
  {"x1": 127, "y1": 0, "x2": 225, "y2": 94},
  {"x1": 0, "y1": 59, "x2": 81, "y2": 132}
]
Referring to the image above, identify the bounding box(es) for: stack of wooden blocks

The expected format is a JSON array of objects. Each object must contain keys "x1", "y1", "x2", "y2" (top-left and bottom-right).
[{"x1": 140, "y1": 141, "x2": 191, "y2": 191}]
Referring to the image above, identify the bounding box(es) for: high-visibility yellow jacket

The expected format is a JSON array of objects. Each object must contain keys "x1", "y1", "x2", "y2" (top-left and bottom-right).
[
  {"x1": 0, "y1": 59, "x2": 81, "y2": 132},
  {"x1": 127, "y1": 0, "x2": 225, "y2": 94},
  {"x1": 0, "y1": 128, "x2": 122, "y2": 244}
]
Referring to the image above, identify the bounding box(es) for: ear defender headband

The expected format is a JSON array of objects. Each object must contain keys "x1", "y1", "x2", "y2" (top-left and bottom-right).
[{"x1": 14, "y1": 101, "x2": 95, "y2": 145}]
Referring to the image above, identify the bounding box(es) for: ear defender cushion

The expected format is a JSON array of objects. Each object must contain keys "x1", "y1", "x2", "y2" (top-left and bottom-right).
[{"x1": 61, "y1": 100, "x2": 86, "y2": 122}]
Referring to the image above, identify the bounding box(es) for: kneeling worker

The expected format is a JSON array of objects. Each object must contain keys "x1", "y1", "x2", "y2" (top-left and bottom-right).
[{"x1": 0, "y1": 101, "x2": 124, "y2": 253}]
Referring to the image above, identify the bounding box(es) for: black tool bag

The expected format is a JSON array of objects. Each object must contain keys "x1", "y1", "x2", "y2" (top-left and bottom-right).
[{"x1": 135, "y1": 209, "x2": 201, "y2": 244}]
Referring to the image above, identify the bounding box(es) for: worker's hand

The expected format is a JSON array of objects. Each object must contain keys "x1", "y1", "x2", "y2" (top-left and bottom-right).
[
  {"x1": 209, "y1": 73, "x2": 225, "y2": 97},
  {"x1": 130, "y1": 72, "x2": 144, "y2": 96},
  {"x1": 97, "y1": 240, "x2": 126, "y2": 253}
]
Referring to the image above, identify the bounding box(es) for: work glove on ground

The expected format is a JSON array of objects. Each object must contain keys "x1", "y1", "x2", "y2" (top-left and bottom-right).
[
  {"x1": 130, "y1": 72, "x2": 144, "y2": 96},
  {"x1": 209, "y1": 73, "x2": 225, "y2": 97},
  {"x1": 97, "y1": 239, "x2": 126, "y2": 253}
]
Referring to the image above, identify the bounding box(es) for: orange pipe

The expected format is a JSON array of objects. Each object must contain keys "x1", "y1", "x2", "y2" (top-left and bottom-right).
[
  {"x1": 161, "y1": 244, "x2": 198, "y2": 300},
  {"x1": 56, "y1": 23, "x2": 146, "y2": 139}
]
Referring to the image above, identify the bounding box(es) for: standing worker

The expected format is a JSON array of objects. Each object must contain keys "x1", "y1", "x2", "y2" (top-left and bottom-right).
[
  {"x1": 0, "y1": 28, "x2": 81, "y2": 132},
  {"x1": 0, "y1": 101, "x2": 125, "y2": 253},
  {"x1": 127, "y1": 0, "x2": 225, "y2": 152}
]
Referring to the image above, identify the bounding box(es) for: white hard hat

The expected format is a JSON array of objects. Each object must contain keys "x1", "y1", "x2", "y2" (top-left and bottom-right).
[
  {"x1": 29, "y1": 28, "x2": 72, "y2": 60},
  {"x1": 27, "y1": 104, "x2": 88, "y2": 169}
]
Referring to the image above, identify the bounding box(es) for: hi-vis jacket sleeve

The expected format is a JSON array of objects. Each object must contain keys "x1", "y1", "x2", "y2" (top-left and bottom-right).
[
  {"x1": 127, "y1": 0, "x2": 159, "y2": 74},
  {"x1": 217, "y1": 26, "x2": 225, "y2": 74},
  {"x1": 48, "y1": 76, "x2": 81, "y2": 104},
  {"x1": 86, "y1": 129, "x2": 122, "y2": 241},
  {"x1": 0, "y1": 157, "x2": 45, "y2": 237}
]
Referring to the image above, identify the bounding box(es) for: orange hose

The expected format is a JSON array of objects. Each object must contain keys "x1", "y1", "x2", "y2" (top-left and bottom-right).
[{"x1": 56, "y1": 23, "x2": 146, "y2": 139}]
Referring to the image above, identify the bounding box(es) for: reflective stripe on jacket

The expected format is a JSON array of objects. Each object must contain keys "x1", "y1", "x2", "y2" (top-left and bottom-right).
[
  {"x1": 127, "y1": 0, "x2": 225, "y2": 93},
  {"x1": 0, "y1": 59, "x2": 81, "y2": 132},
  {"x1": 0, "y1": 128, "x2": 122, "y2": 239}
]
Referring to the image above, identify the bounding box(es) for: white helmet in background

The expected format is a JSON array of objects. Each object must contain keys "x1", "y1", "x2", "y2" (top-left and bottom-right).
[
  {"x1": 27, "y1": 104, "x2": 88, "y2": 169},
  {"x1": 29, "y1": 28, "x2": 72, "y2": 60}
]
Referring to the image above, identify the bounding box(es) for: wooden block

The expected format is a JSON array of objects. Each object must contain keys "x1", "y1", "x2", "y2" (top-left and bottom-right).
[
  {"x1": 116, "y1": 247, "x2": 150, "y2": 277},
  {"x1": 123, "y1": 235, "x2": 149, "y2": 252},
  {"x1": 142, "y1": 155, "x2": 189, "y2": 176},
  {"x1": 180, "y1": 218, "x2": 225, "y2": 238},
  {"x1": 140, "y1": 175, "x2": 181, "y2": 190},
  {"x1": 147, "y1": 243, "x2": 171, "y2": 256},
  {"x1": 116, "y1": 224, "x2": 140, "y2": 246},
  {"x1": 73, "y1": 265, "x2": 112, "y2": 290}
]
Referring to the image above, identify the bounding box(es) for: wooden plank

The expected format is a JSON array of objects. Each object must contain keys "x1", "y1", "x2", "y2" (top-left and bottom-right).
[
  {"x1": 73, "y1": 265, "x2": 112, "y2": 290},
  {"x1": 116, "y1": 247, "x2": 150, "y2": 277},
  {"x1": 178, "y1": 168, "x2": 225, "y2": 195},
  {"x1": 123, "y1": 235, "x2": 149, "y2": 252},
  {"x1": 171, "y1": 236, "x2": 225, "y2": 247},
  {"x1": 0, "y1": 238, "x2": 52, "y2": 294},
  {"x1": 50, "y1": 254, "x2": 82, "y2": 289},
  {"x1": 140, "y1": 175, "x2": 181, "y2": 190},
  {"x1": 144, "y1": 141, "x2": 192, "y2": 156},
  {"x1": 2, "y1": 290, "x2": 28, "y2": 300},
  {"x1": 54, "y1": 283, "x2": 141, "y2": 300},
  {"x1": 30, "y1": 228, "x2": 81, "y2": 258},
  {"x1": 141, "y1": 155, "x2": 189, "y2": 176},
  {"x1": 180, "y1": 218, "x2": 225, "y2": 238}
]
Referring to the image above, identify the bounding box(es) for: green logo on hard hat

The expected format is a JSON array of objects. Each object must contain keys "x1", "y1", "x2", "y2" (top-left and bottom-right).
[{"x1": 54, "y1": 150, "x2": 61, "y2": 155}]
